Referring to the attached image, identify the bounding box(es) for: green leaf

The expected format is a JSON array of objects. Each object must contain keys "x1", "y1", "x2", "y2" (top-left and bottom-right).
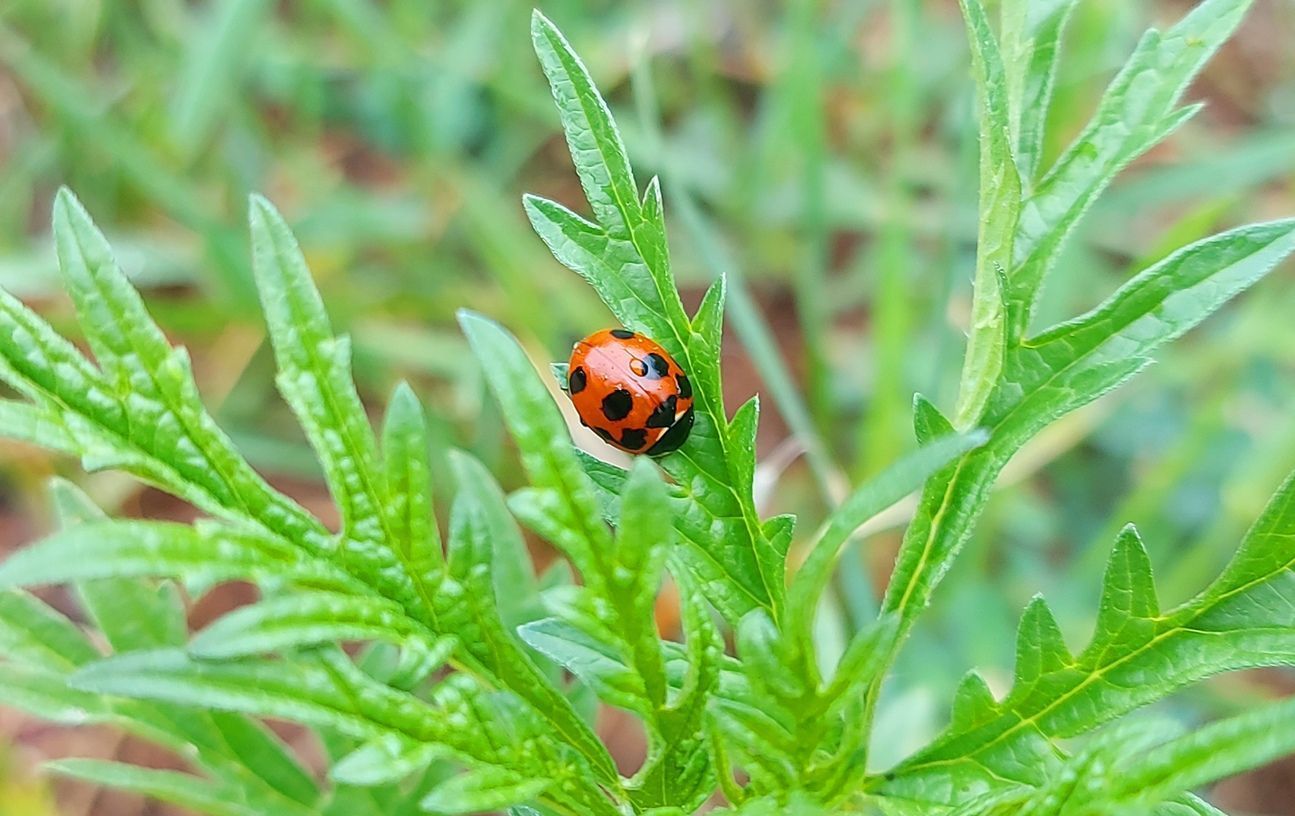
[
  {"x1": 0, "y1": 663, "x2": 114, "y2": 723},
  {"x1": 530, "y1": 10, "x2": 642, "y2": 241},
  {"x1": 954, "y1": 0, "x2": 1021, "y2": 428},
  {"x1": 248, "y1": 195, "x2": 388, "y2": 547},
  {"x1": 1095, "y1": 697, "x2": 1295, "y2": 812},
  {"x1": 517, "y1": 617, "x2": 644, "y2": 714},
  {"x1": 0, "y1": 520, "x2": 363, "y2": 594},
  {"x1": 612, "y1": 459, "x2": 672, "y2": 711},
  {"x1": 632, "y1": 569, "x2": 722, "y2": 812},
  {"x1": 788, "y1": 431, "x2": 986, "y2": 668},
  {"x1": 0, "y1": 589, "x2": 101, "y2": 670},
  {"x1": 381, "y1": 382, "x2": 445, "y2": 580},
  {"x1": 332, "y1": 736, "x2": 444, "y2": 788},
  {"x1": 46, "y1": 188, "x2": 328, "y2": 550},
  {"x1": 0, "y1": 399, "x2": 76, "y2": 454},
  {"x1": 999, "y1": 219, "x2": 1295, "y2": 439},
  {"x1": 523, "y1": 195, "x2": 673, "y2": 342},
  {"x1": 43, "y1": 483, "x2": 320, "y2": 807},
  {"x1": 691, "y1": 273, "x2": 727, "y2": 363},
  {"x1": 448, "y1": 449, "x2": 540, "y2": 632},
  {"x1": 48, "y1": 759, "x2": 313, "y2": 816},
  {"x1": 189, "y1": 592, "x2": 442, "y2": 659},
  {"x1": 69, "y1": 649, "x2": 406, "y2": 739},
  {"x1": 420, "y1": 767, "x2": 548, "y2": 815},
  {"x1": 999, "y1": 0, "x2": 1080, "y2": 183},
  {"x1": 47, "y1": 479, "x2": 190, "y2": 653},
  {"x1": 880, "y1": 468, "x2": 1295, "y2": 805},
  {"x1": 445, "y1": 448, "x2": 620, "y2": 788},
  {"x1": 526, "y1": 12, "x2": 775, "y2": 626},
  {"x1": 459, "y1": 311, "x2": 609, "y2": 581},
  {"x1": 1008, "y1": 0, "x2": 1253, "y2": 336},
  {"x1": 883, "y1": 220, "x2": 1295, "y2": 650}
]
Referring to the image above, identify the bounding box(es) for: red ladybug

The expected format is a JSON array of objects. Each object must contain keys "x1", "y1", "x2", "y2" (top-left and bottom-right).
[{"x1": 566, "y1": 328, "x2": 695, "y2": 456}]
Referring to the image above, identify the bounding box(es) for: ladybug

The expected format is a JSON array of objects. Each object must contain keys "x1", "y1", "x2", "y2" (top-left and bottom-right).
[{"x1": 566, "y1": 328, "x2": 695, "y2": 456}]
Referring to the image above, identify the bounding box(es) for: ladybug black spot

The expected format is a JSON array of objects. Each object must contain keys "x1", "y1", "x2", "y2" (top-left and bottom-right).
[
  {"x1": 645, "y1": 353, "x2": 669, "y2": 379},
  {"x1": 646, "y1": 395, "x2": 678, "y2": 428},
  {"x1": 610, "y1": 329, "x2": 635, "y2": 339},
  {"x1": 568, "y1": 366, "x2": 587, "y2": 394},
  {"x1": 676, "y1": 374, "x2": 693, "y2": 399},
  {"x1": 601, "y1": 389, "x2": 634, "y2": 421},
  {"x1": 620, "y1": 428, "x2": 648, "y2": 450},
  {"x1": 646, "y1": 407, "x2": 694, "y2": 456}
]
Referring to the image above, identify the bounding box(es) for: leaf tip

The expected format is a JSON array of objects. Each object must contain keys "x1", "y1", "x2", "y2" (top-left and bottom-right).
[
  {"x1": 51, "y1": 186, "x2": 83, "y2": 226},
  {"x1": 1014, "y1": 594, "x2": 1071, "y2": 678},
  {"x1": 246, "y1": 192, "x2": 276, "y2": 224},
  {"x1": 387, "y1": 380, "x2": 422, "y2": 416},
  {"x1": 455, "y1": 308, "x2": 488, "y2": 335},
  {"x1": 530, "y1": 8, "x2": 557, "y2": 44},
  {"x1": 913, "y1": 394, "x2": 954, "y2": 444}
]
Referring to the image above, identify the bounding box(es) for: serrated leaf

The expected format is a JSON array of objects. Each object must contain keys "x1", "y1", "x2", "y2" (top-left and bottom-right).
[
  {"x1": 459, "y1": 311, "x2": 608, "y2": 582},
  {"x1": 1000, "y1": 219, "x2": 1295, "y2": 436},
  {"x1": 727, "y1": 397, "x2": 760, "y2": 501},
  {"x1": 691, "y1": 273, "x2": 726, "y2": 359},
  {"x1": 1009, "y1": 0, "x2": 1253, "y2": 336},
  {"x1": 523, "y1": 195, "x2": 674, "y2": 342},
  {"x1": 41, "y1": 479, "x2": 320, "y2": 807},
  {"x1": 884, "y1": 220, "x2": 1295, "y2": 657},
  {"x1": 726, "y1": 398, "x2": 783, "y2": 605},
  {"x1": 248, "y1": 195, "x2": 396, "y2": 556},
  {"x1": 1094, "y1": 526, "x2": 1160, "y2": 645},
  {"x1": 80, "y1": 578, "x2": 188, "y2": 653},
  {"x1": 1097, "y1": 696, "x2": 1295, "y2": 811},
  {"x1": 445, "y1": 453, "x2": 619, "y2": 787},
  {"x1": 735, "y1": 609, "x2": 806, "y2": 707},
  {"x1": 526, "y1": 13, "x2": 776, "y2": 627},
  {"x1": 882, "y1": 468, "x2": 1295, "y2": 804},
  {"x1": 70, "y1": 649, "x2": 412, "y2": 740},
  {"x1": 51, "y1": 478, "x2": 190, "y2": 653},
  {"x1": 64, "y1": 646, "x2": 605, "y2": 815},
  {"x1": 530, "y1": 11, "x2": 641, "y2": 240},
  {"x1": 43, "y1": 188, "x2": 328, "y2": 550},
  {"x1": 949, "y1": 672, "x2": 998, "y2": 732},
  {"x1": 631, "y1": 569, "x2": 721, "y2": 813}
]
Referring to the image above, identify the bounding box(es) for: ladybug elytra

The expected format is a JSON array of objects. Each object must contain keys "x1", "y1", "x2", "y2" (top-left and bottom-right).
[{"x1": 566, "y1": 328, "x2": 695, "y2": 456}]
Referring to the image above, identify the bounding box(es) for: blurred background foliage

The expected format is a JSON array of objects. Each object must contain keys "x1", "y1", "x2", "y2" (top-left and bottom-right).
[{"x1": 0, "y1": 0, "x2": 1293, "y2": 813}]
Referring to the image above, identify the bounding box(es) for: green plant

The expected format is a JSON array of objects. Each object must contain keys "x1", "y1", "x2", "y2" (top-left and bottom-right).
[{"x1": 1, "y1": 2, "x2": 1294, "y2": 814}]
